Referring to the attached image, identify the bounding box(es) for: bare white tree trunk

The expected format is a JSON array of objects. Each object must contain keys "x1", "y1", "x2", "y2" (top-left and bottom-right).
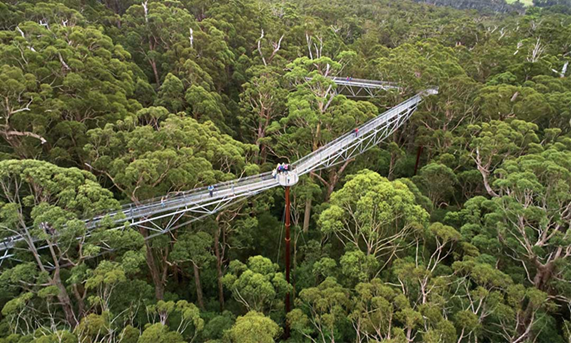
[
  {"x1": 189, "y1": 28, "x2": 193, "y2": 48},
  {"x1": 527, "y1": 38, "x2": 545, "y2": 63}
]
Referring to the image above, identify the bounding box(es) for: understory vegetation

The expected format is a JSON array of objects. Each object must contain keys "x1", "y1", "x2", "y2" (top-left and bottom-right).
[{"x1": 0, "y1": 0, "x2": 571, "y2": 342}]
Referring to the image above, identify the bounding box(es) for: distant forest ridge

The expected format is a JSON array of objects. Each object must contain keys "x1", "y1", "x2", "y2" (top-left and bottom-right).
[
  {"x1": 506, "y1": 0, "x2": 534, "y2": 6},
  {"x1": 415, "y1": 0, "x2": 571, "y2": 13},
  {"x1": 411, "y1": 0, "x2": 525, "y2": 12}
]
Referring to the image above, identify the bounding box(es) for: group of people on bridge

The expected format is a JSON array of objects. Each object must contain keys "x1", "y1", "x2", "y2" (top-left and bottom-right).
[
  {"x1": 155, "y1": 125, "x2": 360, "y2": 209},
  {"x1": 272, "y1": 163, "x2": 291, "y2": 179}
]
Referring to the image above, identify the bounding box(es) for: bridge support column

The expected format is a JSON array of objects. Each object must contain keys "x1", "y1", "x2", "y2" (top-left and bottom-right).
[{"x1": 284, "y1": 185, "x2": 291, "y2": 338}]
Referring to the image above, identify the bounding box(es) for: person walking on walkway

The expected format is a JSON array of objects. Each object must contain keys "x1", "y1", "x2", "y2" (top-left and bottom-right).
[{"x1": 208, "y1": 185, "x2": 214, "y2": 197}]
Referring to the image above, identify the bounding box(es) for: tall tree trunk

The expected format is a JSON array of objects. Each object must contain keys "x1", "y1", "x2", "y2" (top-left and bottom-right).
[
  {"x1": 257, "y1": 113, "x2": 268, "y2": 164},
  {"x1": 192, "y1": 263, "x2": 205, "y2": 310},
  {"x1": 72, "y1": 284, "x2": 86, "y2": 319},
  {"x1": 388, "y1": 150, "x2": 397, "y2": 180},
  {"x1": 146, "y1": 242, "x2": 165, "y2": 300},
  {"x1": 517, "y1": 261, "x2": 556, "y2": 340},
  {"x1": 53, "y1": 269, "x2": 78, "y2": 327},
  {"x1": 214, "y1": 229, "x2": 225, "y2": 311},
  {"x1": 325, "y1": 160, "x2": 352, "y2": 200},
  {"x1": 259, "y1": 144, "x2": 267, "y2": 165},
  {"x1": 139, "y1": 228, "x2": 165, "y2": 300},
  {"x1": 147, "y1": 37, "x2": 161, "y2": 87},
  {"x1": 150, "y1": 59, "x2": 160, "y2": 87},
  {"x1": 532, "y1": 261, "x2": 555, "y2": 291},
  {"x1": 303, "y1": 197, "x2": 312, "y2": 234},
  {"x1": 45, "y1": 239, "x2": 78, "y2": 327}
]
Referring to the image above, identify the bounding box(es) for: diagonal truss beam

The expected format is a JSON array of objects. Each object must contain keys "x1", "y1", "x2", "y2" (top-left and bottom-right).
[
  {"x1": 292, "y1": 94, "x2": 424, "y2": 175},
  {"x1": 305, "y1": 76, "x2": 401, "y2": 98}
]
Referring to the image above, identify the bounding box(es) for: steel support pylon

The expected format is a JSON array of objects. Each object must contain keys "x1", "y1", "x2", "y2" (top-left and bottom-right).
[{"x1": 284, "y1": 186, "x2": 292, "y2": 338}]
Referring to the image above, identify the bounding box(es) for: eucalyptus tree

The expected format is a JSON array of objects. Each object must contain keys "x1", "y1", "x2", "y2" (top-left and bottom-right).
[
  {"x1": 169, "y1": 231, "x2": 214, "y2": 310},
  {"x1": 222, "y1": 255, "x2": 291, "y2": 314},
  {"x1": 120, "y1": 0, "x2": 237, "y2": 96},
  {"x1": 374, "y1": 41, "x2": 465, "y2": 101},
  {"x1": 287, "y1": 277, "x2": 353, "y2": 342},
  {"x1": 85, "y1": 110, "x2": 258, "y2": 300},
  {"x1": 0, "y1": 160, "x2": 134, "y2": 328},
  {"x1": 476, "y1": 85, "x2": 552, "y2": 124},
  {"x1": 413, "y1": 163, "x2": 458, "y2": 208},
  {"x1": 120, "y1": 0, "x2": 194, "y2": 87},
  {"x1": 412, "y1": 75, "x2": 481, "y2": 164},
  {"x1": 0, "y1": 20, "x2": 147, "y2": 163},
  {"x1": 226, "y1": 311, "x2": 281, "y2": 343},
  {"x1": 464, "y1": 129, "x2": 571, "y2": 341},
  {"x1": 319, "y1": 170, "x2": 428, "y2": 270},
  {"x1": 238, "y1": 65, "x2": 288, "y2": 164},
  {"x1": 469, "y1": 119, "x2": 540, "y2": 197},
  {"x1": 493, "y1": 148, "x2": 571, "y2": 294},
  {"x1": 144, "y1": 300, "x2": 204, "y2": 342}
]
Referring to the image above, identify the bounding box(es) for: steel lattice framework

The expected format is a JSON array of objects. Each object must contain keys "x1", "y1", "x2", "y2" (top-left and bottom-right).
[
  {"x1": 328, "y1": 77, "x2": 401, "y2": 98},
  {"x1": 0, "y1": 78, "x2": 437, "y2": 264}
]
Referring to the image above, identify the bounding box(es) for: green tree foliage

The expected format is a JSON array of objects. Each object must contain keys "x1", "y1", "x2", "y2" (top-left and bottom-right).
[
  {"x1": 155, "y1": 73, "x2": 186, "y2": 113},
  {"x1": 475, "y1": 147, "x2": 571, "y2": 300},
  {"x1": 170, "y1": 231, "x2": 214, "y2": 309},
  {"x1": 1, "y1": 0, "x2": 571, "y2": 342},
  {"x1": 0, "y1": 20, "x2": 147, "y2": 162},
  {"x1": 288, "y1": 277, "x2": 352, "y2": 342},
  {"x1": 269, "y1": 53, "x2": 377, "y2": 232},
  {"x1": 138, "y1": 323, "x2": 184, "y2": 343},
  {"x1": 226, "y1": 311, "x2": 281, "y2": 343},
  {"x1": 223, "y1": 256, "x2": 291, "y2": 313},
  {"x1": 145, "y1": 300, "x2": 204, "y2": 341},
  {"x1": 0, "y1": 159, "x2": 129, "y2": 328},
  {"x1": 375, "y1": 41, "x2": 466, "y2": 98},
  {"x1": 238, "y1": 65, "x2": 288, "y2": 163},
  {"x1": 413, "y1": 163, "x2": 458, "y2": 207},
  {"x1": 119, "y1": 0, "x2": 195, "y2": 86},
  {"x1": 85, "y1": 111, "x2": 257, "y2": 201},
  {"x1": 85, "y1": 110, "x2": 257, "y2": 300},
  {"x1": 319, "y1": 170, "x2": 428, "y2": 262},
  {"x1": 470, "y1": 119, "x2": 540, "y2": 197}
]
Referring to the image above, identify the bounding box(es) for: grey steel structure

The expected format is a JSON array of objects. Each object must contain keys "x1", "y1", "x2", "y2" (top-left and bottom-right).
[
  {"x1": 306, "y1": 76, "x2": 401, "y2": 98},
  {"x1": 0, "y1": 79, "x2": 437, "y2": 263}
]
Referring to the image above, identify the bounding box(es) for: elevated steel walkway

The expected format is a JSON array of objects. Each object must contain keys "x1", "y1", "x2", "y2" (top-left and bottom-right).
[{"x1": 0, "y1": 78, "x2": 437, "y2": 263}]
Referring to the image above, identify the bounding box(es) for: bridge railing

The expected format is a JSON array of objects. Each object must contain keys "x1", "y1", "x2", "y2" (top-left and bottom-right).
[
  {"x1": 330, "y1": 77, "x2": 400, "y2": 89},
  {"x1": 293, "y1": 93, "x2": 424, "y2": 174},
  {"x1": 0, "y1": 171, "x2": 279, "y2": 252},
  {"x1": 88, "y1": 171, "x2": 277, "y2": 227}
]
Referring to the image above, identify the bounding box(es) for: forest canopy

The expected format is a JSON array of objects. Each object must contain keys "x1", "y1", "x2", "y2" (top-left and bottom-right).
[{"x1": 0, "y1": 0, "x2": 571, "y2": 342}]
